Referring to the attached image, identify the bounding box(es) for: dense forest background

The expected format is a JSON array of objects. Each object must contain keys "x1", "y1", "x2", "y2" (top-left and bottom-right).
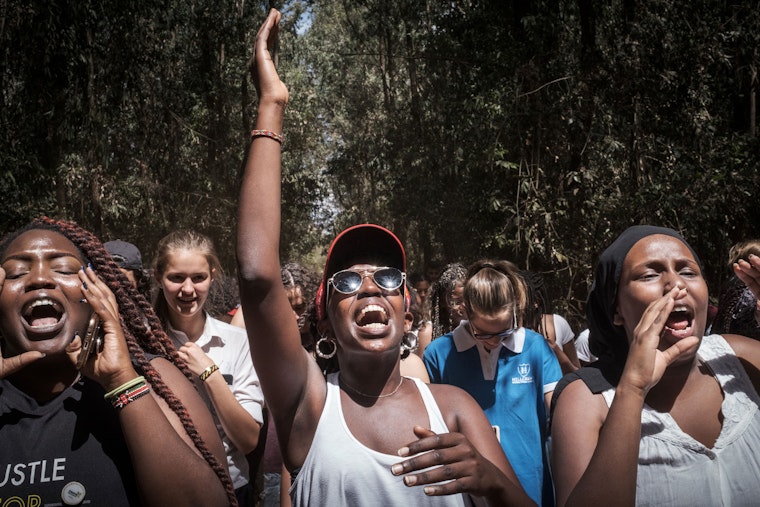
[{"x1": 2, "y1": 0, "x2": 758, "y2": 329}]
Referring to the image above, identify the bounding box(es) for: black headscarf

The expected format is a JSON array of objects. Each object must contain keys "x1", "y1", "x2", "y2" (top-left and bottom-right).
[{"x1": 587, "y1": 225, "x2": 702, "y2": 361}]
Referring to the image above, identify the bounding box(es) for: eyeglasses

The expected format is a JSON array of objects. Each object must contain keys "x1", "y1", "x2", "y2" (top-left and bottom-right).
[
  {"x1": 327, "y1": 267, "x2": 405, "y2": 304},
  {"x1": 447, "y1": 297, "x2": 464, "y2": 310},
  {"x1": 469, "y1": 314, "x2": 519, "y2": 341}
]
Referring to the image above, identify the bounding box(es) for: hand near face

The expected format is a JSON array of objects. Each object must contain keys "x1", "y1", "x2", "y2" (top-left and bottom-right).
[
  {"x1": 176, "y1": 341, "x2": 214, "y2": 377},
  {"x1": 0, "y1": 267, "x2": 46, "y2": 377},
  {"x1": 391, "y1": 426, "x2": 509, "y2": 498},
  {"x1": 621, "y1": 286, "x2": 700, "y2": 395},
  {"x1": 67, "y1": 265, "x2": 138, "y2": 389}
]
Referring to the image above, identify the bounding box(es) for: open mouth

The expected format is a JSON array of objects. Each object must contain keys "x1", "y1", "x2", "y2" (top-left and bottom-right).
[
  {"x1": 22, "y1": 298, "x2": 64, "y2": 330},
  {"x1": 664, "y1": 306, "x2": 693, "y2": 337},
  {"x1": 356, "y1": 304, "x2": 389, "y2": 329}
]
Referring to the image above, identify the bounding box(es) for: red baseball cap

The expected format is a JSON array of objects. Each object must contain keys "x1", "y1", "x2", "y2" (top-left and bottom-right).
[{"x1": 315, "y1": 224, "x2": 406, "y2": 320}]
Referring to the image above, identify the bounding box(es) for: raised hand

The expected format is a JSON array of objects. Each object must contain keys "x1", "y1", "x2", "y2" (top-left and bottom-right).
[
  {"x1": 621, "y1": 286, "x2": 700, "y2": 395},
  {"x1": 734, "y1": 254, "x2": 760, "y2": 306},
  {"x1": 250, "y1": 9, "x2": 289, "y2": 107}
]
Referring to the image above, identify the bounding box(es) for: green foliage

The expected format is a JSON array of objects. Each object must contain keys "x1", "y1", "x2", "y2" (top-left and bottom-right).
[{"x1": 2, "y1": 0, "x2": 758, "y2": 328}]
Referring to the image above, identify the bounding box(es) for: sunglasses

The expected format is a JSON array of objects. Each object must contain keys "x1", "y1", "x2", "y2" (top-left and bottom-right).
[
  {"x1": 470, "y1": 314, "x2": 519, "y2": 341},
  {"x1": 327, "y1": 267, "x2": 405, "y2": 305}
]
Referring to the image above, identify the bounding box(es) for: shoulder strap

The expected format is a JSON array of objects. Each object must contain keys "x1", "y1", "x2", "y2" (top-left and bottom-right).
[{"x1": 550, "y1": 359, "x2": 619, "y2": 431}]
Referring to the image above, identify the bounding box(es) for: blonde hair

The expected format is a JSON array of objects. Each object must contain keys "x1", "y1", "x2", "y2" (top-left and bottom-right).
[
  {"x1": 152, "y1": 230, "x2": 223, "y2": 327},
  {"x1": 464, "y1": 259, "x2": 528, "y2": 326}
]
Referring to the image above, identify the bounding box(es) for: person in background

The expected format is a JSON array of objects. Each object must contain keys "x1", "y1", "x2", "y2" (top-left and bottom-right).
[
  {"x1": 424, "y1": 260, "x2": 562, "y2": 507},
  {"x1": 712, "y1": 238, "x2": 760, "y2": 340},
  {"x1": 153, "y1": 229, "x2": 264, "y2": 506},
  {"x1": 410, "y1": 272, "x2": 432, "y2": 308},
  {"x1": 400, "y1": 283, "x2": 432, "y2": 382},
  {"x1": 430, "y1": 262, "x2": 468, "y2": 339},
  {"x1": 237, "y1": 10, "x2": 536, "y2": 506},
  {"x1": 105, "y1": 239, "x2": 152, "y2": 300},
  {"x1": 573, "y1": 329, "x2": 597, "y2": 366},
  {"x1": 0, "y1": 218, "x2": 233, "y2": 506},
  {"x1": 425, "y1": 258, "x2": 444, "y2": 285},
  {"x1": 550, "y1": 225, "x2": 760, "y2": 507},
  {"x1": 522, "y1": 271, "x2": 580, "y2": 374}
]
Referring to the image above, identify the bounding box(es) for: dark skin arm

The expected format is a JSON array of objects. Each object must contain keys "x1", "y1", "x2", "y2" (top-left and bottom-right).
[
  {"x1": 237, "y1": 8, "x2": 327, "y2": 470},
  {"x1": 70, "y1": 266, "x2": 229, "y2": 507}
]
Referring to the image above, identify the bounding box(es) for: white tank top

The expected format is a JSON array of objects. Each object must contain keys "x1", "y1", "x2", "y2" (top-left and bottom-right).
[
  {"x1": 290, "y1": 373, "x2": 474, "y2": 506},
  {"x1": 601, "y1": 334, "x2": 760, "y2": 506}
]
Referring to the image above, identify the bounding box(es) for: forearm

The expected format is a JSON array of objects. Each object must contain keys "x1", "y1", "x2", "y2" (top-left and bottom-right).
[
  {"x1": 204, "y1": 372, "x2": 262, "y2": 453},
  {"x1": 550, "y1": 342, "x2": 579, "y2": 374},
  {"x1": 237, "y1": 101, "x2": 285, "y2": 282},
  {"x1": 118, "y1": 393, "x2": 228, "y2": 506}
]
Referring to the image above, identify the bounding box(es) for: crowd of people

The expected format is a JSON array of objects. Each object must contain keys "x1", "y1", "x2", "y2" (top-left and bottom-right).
[{"x1": 2, "y1": 8, "x2": 760, "y2": 507}]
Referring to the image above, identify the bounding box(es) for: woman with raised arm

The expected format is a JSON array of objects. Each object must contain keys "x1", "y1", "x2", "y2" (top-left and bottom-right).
[
  {"x1": 0, "y1": 218, "x2": 233, "y2": 506},
  {"x1": 550, "y1": 225, "x2": 760, "y2": 507},
  {"x1": 236, "y1": 9, "x2": 535, "y2": 507}
]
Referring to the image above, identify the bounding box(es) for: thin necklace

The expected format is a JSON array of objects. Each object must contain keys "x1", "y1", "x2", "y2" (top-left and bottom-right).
[{"x1": 340, "y1": 375, "x2": 404, "y2": 399}]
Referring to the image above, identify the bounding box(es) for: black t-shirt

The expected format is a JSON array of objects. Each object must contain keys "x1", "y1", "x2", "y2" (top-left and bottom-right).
[{"x1": 0, "y1": 376, "x2": 138, "y2": 506}]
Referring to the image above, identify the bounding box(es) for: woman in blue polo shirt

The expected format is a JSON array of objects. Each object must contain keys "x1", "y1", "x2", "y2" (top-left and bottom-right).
[{"x1": 424, "y1": 260, "x2": 562, "y2": 507}]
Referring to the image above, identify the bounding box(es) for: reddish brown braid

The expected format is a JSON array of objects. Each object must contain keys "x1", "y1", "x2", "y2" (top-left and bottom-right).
[{"x1": 30, "y1": 217, "x2": 238, "y2": 506}]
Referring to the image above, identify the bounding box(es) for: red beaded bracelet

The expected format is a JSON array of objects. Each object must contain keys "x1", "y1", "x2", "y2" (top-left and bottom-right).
[
  {"x1": 110, "y1": 383, "x2": 151, "y2": 410},
  {"x1": 250, "y1": 129, "x2": 283, "y2": 144}
]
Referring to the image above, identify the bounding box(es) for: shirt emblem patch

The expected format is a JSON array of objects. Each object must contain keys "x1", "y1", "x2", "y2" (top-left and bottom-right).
[{"x1": 512, "y1": 363, "x2": 533, "y2": 384}]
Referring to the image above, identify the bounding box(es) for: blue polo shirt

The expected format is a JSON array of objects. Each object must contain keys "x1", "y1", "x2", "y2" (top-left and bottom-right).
[{"x1": 423, "y1": 321, "x2": 561, "y2": 507}]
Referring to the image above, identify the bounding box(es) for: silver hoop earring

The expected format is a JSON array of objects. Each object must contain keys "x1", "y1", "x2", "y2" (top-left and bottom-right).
[{"x1": 315, "y1": 336, "x2": 337, "y2": 359}]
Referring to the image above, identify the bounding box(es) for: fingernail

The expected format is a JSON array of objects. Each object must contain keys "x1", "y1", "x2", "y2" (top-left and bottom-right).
[
  {"x1": 87, "y1": 262, "x2": 93, "y2": 270},
  {"x1": 82, "y1": 281, "x2": 88, "y2": 290},
  {"x1": 424, "y1": 487, "x2": 434, "y2": 495},
  {"x1": 391, "y1": 464, "x2": 403, "y2": 475},
  {"x1": 403, "y1": 475, "x2": 417, "y2": 486},
  {"x1": 79, "y1": 298, "x2": 87, "y2": 303},
  {"x1": 397, "y1": 446, "x2": 409, "y2": 457},
  {"x1": 72, "y1": 331, "x2": 80, "y2": 342}
]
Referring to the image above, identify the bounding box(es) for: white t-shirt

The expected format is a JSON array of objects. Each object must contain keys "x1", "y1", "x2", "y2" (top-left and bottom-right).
[
  {"x1": 168, "y1": 313, "x2": 264, "y2": 489},
  {"x1": 552, "y1": 314, "x2": 575, "y2": 347},
  {"x1": 574, "y1": 329, "x2": 598, "y2": 363}
]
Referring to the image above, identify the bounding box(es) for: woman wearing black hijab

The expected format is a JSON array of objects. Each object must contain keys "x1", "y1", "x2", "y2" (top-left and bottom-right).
[{"x1": 550, "y1": 225, "x2": 760, "y2": 507}]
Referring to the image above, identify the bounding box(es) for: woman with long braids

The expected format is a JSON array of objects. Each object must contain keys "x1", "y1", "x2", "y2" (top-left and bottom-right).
[
  {"x1": 0, "y1": 217, "x2": 235, "y2": 506},
  {"x1": 237, "y1": 10, "x2": 535, "y2": 506}
]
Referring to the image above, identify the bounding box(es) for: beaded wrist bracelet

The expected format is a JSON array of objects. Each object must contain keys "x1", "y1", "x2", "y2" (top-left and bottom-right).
[
  {"x1": 104, "y1": 376, "x2": 145, "y2": 400},
  {"x1": 105, "y1": 376, "x2": 150, "y2": 411},
  {"x1": 250, "y1": 129, "x2": 283, "y2": 144},
  {"x1": 110, "y1": 383, "x2": 151, "y2": 410},
  {"x1": 199, "y1": 364, "x2": 220, "y2": 382}
]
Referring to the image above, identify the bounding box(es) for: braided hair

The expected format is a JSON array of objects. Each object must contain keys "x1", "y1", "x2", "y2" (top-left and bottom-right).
[
  {"x1": 0, "y1": 217, "x2": 237, "y2": 506},
  {"x1": 430, "y1": 263, "x2": 468, "y2": 339},
  {"x1": 520, "y1": 270, "x2": 549, "y2": 334}
]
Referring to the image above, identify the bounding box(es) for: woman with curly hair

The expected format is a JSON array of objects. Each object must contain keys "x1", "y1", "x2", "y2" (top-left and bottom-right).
[{"x1": 0, "y1": 217, "x2": 235, "y2": 506}]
